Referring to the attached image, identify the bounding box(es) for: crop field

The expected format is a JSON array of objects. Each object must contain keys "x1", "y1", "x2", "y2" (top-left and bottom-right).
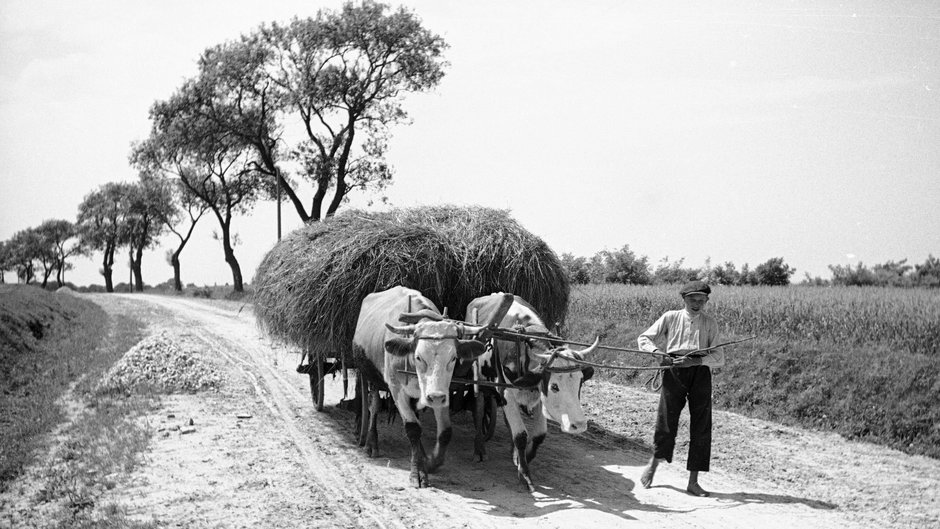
[{"x1": 564, "y1": 283, "x2": 940, "y2": 458}]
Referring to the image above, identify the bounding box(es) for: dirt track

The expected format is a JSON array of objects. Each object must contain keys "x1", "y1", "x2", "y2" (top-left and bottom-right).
[{"x1": 47, "y1": 294, "x2": 940, "y2": 527}]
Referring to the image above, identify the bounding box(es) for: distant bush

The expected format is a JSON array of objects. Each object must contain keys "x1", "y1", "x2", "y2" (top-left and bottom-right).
[
  {"x1": 830, "y1": 256, "x2": 940, "y2": 288},
  {"x1": 190, "y1": 286, "x2": 212, "y2": 298},
  {"x1": 652, "y1": 257, "x2": 699, "y2": 285},
  {"x1": 560, "y1": 253, "x2": 591, "y2": 285}
]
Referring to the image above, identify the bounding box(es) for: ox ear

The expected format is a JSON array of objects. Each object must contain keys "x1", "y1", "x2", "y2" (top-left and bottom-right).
[
  {"x1": 455, "y1": 339, "x2": 486, "y2": 361},
  {"x1": 581, "y1": 366, "x2": 594, "y2": 382},
  {"x1": 398, "y1": 309, "x2": 442, "y2": 324},
  {"x1": 384, "y1": 337, "x2": 415, "y2": 357},
  {"x1": 525, "y1": 324, "x2": 551, "y2": 336}
]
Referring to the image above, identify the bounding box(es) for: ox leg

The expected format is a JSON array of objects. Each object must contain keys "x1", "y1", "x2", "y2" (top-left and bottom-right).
[
  {"x1": 404, "y1": 421, "x2": 429, "y2": 488},
  {"x1": 503, "y1": 392, "x2": 536, "y2": 492},
  {"x1": 365, "y1": 387, "x2": 381, "y2": 458},
  {"x1": 472, "y1": 356, "x2": 491, "y2": 462},
  {"x1": 392, "y1": 393, "x2": 429, "y2": 488},
  {"x1": 472, "y1": 389, "x2": 486, "y2": 462},
  {"x1": 526, "y1": 403, "x2": 547, "y2": 464},
  {"x1": 426, "y1": 405, "x2": 452, "y2": 473}
]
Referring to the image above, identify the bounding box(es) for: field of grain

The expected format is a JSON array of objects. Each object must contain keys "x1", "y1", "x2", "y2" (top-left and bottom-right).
[{"x1": 564, "y1": 283, "x2": 940, "y2": 458}]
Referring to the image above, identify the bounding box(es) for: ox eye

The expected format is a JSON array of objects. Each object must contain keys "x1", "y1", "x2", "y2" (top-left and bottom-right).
[{"x1": 550, "y1": 383, "x2": 560, "y2": 392}]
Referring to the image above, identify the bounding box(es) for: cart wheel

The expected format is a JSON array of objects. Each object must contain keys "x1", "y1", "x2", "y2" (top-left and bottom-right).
[
  {"x1": 308, "y1": 352, "x2": 325, "y2": 412},
  {"x1": 356, "y1": 371, "x2": 370, "y2": 447},
  {"x1": 482, "y1": 393, "x2": 498, "y2": 441}
]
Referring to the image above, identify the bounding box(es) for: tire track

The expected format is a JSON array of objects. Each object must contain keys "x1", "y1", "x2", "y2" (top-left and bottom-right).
[{"x1": 133, "y1": 295, "x2": 407, "y2": 529}]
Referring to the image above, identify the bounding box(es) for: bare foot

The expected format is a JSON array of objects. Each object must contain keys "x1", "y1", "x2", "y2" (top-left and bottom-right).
[
  {"x1": 686, "y1": 482, "x2": 710, "y2": 497},
  {"x1": 640, "y1": 463, "x2": 656, "y2": 488}
]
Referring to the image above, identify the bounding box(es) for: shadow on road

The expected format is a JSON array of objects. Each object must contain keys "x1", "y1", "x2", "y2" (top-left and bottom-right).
[
  {"x1": 705, "y1": 488, "x2": 838, "y2": 510},
  {"x1": 315, "y1": 384, "x2": 836, "y2": 524}
]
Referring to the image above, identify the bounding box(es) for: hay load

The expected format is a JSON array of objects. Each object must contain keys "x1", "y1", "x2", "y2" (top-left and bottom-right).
[{"x1": 251, "y1": 205, "x2": 569, "y2": 359}]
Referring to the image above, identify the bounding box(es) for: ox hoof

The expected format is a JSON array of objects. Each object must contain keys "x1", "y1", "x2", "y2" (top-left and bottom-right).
[
  {"x1": 518, "y1": 475, "x2": 536, "y2": 493},
  {"x1": 410, "y1": 472, "x2": 430, "y2": 488}
]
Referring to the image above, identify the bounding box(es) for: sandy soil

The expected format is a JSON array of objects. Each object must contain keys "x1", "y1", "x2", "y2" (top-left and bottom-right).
[{"x1": 5, "y1": 293, "x2": 937, "y2": 528}]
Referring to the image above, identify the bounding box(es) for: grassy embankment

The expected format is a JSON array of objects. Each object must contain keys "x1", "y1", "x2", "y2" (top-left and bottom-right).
[
  {"x1": 565, "y1": 283, "x2": 940, "y2": 459},
  {"x1": 0, "y1": 285, "x2": 155, "y2": 528}
]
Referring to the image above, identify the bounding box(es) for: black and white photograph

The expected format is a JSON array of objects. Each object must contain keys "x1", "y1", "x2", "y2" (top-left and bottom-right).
[{"x1": 1, "y1": 1, "x2": 938, "y2": 527}]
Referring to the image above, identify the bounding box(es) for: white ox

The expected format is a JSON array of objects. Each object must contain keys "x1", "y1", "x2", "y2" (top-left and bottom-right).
[
  {"x1": 467, "y1": 293, "x2": 598, "y2": 492},
  {"x1": 353, "y1": 286, "x2": 500, "y2": 488}
]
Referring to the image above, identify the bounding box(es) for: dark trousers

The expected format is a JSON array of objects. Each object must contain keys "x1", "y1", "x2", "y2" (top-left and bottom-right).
[{"x1": 653, "y1": 365, "x2": 712, "y2": 472}]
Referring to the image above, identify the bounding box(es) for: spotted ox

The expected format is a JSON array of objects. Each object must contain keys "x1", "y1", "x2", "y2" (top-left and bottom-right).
[
  {"x1": 467, "y1": 293, "x2": 598, "y2": 492},
  {"x1": 352, "y1": 286, "x2": 497, "y2": 488}
]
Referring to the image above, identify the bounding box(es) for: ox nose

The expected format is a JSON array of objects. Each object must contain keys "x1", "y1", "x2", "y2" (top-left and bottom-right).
[
  {"x1": 425, "y1": 392, "x2": 447, "y2": 407},
  {"x1": 560, "y1": 415, "x2": 587, "y2": 434}
]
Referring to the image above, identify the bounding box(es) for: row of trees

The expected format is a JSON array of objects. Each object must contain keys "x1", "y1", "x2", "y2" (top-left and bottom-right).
[
  {"x1": 0, "y1": 180, "x2": 198, "y2": 292},
  {"x1": 0, "y1": 220, "x2": 80, "y2": 287},
  {"x1": 826, "y1": 257, "x2": 940, "y2": 288},
  {"x1": 560, "y1": 246, "x2": 798, "y2": 286},
  {"x1": 2, "y1": 2, "x2": 448, "y2": 293},
  {"x1": 561, "y1": 245, "x2": 940, "y2": 288}
]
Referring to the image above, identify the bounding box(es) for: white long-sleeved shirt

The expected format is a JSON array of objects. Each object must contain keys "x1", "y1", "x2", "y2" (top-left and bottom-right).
[{"x1": 637, "y1": 309, "x2": 723, "y2": 368}]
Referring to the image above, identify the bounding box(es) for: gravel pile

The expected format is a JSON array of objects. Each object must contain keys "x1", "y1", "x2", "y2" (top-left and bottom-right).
[{"x1": 97, "y1": 331, "x2": 221, "y2": 394}]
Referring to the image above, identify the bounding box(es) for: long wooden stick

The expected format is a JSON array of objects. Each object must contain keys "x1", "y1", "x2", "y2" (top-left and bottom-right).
[
  {"x1": 683, "y1": 336, "x2": 757, "y2": 357},
  {"x1": 397, "y1": 370, "x2": 520, "y2": 389},
  {"x1": 487, "y1": 328, "x2": 669, "y2": 357}
]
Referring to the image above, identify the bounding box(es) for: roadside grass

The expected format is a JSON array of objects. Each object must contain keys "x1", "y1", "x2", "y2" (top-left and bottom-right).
[
  {"x1": 0, "y1": 285, "x2": 158, "y2": 528},
  {"x1": 1, "y1": 284, "x2": 114, "y2": 488},
  {"x1": 565, "y1": 283, "x2": 940, "y2": 459}
]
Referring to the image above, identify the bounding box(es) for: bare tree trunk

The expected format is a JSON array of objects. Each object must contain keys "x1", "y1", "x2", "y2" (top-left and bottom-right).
[
  {"x1": 220, "y1": 222, "x2": 244, "y2": 293},
  {"x1": 103, "y1": 253, "x2": 114, "y2": 293},
  {"x1": 133, "y1": 245, "x2": 145, "y2": 292},
  {"x1": 171, "y1": 251, "x2": 183, "y2": 292}
]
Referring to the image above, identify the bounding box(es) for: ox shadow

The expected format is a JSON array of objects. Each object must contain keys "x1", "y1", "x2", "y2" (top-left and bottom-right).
[
  {"x1": 323, "y1": 399, "x2": 678, "y2": 523},
  {"x1": 319, "y1": 394, "x2": 835, "y2": 523}
]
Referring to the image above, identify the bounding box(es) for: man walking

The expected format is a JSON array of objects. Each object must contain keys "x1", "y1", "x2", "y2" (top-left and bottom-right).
[{"x1": 638, "y1": 280, "x2": 721, "y2": 497}]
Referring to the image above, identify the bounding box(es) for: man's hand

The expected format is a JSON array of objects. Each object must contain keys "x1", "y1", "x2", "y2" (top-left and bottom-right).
[{"x1": 672, "y1": 355, "x2": 703, "y2": 368}]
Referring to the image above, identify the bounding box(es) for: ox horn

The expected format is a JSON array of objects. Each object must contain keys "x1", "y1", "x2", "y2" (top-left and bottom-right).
[
  {"x1": 578, "y1": 337, "x2": 601, "y2": 357},
  {"x1": 458, "y1": 322, "x2": 486, "y2": 338},
  {"x1": 385, "y1": 322, "x2": 416, "y2": 335}
]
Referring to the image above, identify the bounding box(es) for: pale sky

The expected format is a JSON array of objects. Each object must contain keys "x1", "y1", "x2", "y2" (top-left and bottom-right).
[{"x1": 1, "y1": 0, "x2": 938, "y2": 287}]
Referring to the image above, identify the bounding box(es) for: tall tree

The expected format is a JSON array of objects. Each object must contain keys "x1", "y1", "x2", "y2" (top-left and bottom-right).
[
  {"x1": 134, "y1": 171, "x2": 208, "y2": 292},
  {"x1": 137, "y1": 85, "x2": 263, "y2": 293},
  {"x1": 77, "y1": 183, "x2": 131, "y2": 293},
  {"x1": 194, "y1": 0, "x2": 448, "y2": 223},
  {"x1": 5, "y1": 228, "x2": 44, "y2": 284},
  {"x1": 122, "y1": 180, "x2": 173, "y2": 291},
  {"x1": 35, "y1": 219, "x2": 80, "y2": 287}
]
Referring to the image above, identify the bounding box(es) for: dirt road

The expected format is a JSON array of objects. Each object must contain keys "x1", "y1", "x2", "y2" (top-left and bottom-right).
[{"x1": 72, "y1": 294, "x2": 940, "y2": 527}]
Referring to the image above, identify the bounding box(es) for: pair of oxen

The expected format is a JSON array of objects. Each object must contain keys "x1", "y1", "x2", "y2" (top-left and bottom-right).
[{"x1": 352, "y1": 286, "x2": 599, "y2": 491}]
